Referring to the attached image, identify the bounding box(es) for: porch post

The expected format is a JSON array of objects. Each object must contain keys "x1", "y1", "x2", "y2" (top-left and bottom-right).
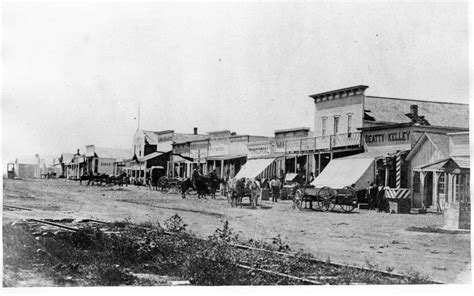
[
  {"x1": 385, "y1": 163, "x2": 390, "y2": 187},
  {"x1": 318, "y1": 152, "x2": 321, "y2": 176},
  {"x1": 433, "y1": 172, "x2": 439, "y2": 211},
  {"x1": 420, "y1": 171, "x2": 426, "y2": 209},
  {"x1": 294, "y1": 155, "x2": 297, "y2": 173},
  {"x1": 221, "y1": 159, "x2": 224, "y2": 178}
]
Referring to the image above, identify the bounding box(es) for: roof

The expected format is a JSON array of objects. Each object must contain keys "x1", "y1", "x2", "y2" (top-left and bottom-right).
[
  {"x1": 60, "y1": 153, "x2": 75, "y2": 164},
  {"x1": 173, "y1": 133, "x2": 209, "y2": 144},
  {"x1": 92, "y1": 147, "x2": 132, "y2": 159},
  {"x1": 415, "y1": 156, "x2": 470, "y2": 171},
  {"x1": 206, "y1": 154, "x2": 246, "y2": 161},
  {"x1": 451, "y1": 156, "x2": 470, "y2": 169},
  {"x1": 364, "y1": 96, "x2": 469, "y2": 129},
  {"x1": 406, "y1": 133, "x2": 449, "y2": 161},
  {"x1": 274, "y1": 127, "x2": 311, "y2": 134},
  {"x1": 309, "y1": 85, "x2": 369, "y2": 100},
  {"x1": 142, "y1": 130, "x2": 173, "y2": 145}
]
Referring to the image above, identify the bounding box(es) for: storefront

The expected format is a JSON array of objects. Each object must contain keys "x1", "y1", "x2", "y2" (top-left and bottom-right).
[
  {"x1": 407, "y1": 132, "x2": 470, "y2": 212},
  {"x1": 189, "y1": 139, "x2": 209, "y2": 174}
]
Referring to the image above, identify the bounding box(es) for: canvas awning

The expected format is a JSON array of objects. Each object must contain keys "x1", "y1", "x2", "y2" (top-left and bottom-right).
[
  {"x1": 311, "y1": 157, "x2": 374, "y2": 190},
  {"x1": 235, "y1": 158, "x2": 275, "y2": 179}
]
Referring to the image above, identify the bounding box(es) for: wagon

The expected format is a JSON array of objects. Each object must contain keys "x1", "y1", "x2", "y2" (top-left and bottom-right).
[
  {"x1": 292, "y1": 185, "x2": 358, "y2": 212},
  {"x1": 157, "y1": 176, "x2": 183, "y2": 194}
]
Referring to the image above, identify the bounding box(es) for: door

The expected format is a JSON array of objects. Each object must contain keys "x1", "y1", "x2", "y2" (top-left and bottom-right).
[{"x1": 424, "y1": 172, "x2": 433, "y2": 207}]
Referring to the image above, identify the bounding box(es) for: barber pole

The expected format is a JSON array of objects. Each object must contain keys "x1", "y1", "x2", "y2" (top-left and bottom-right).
[{"x1": 395, "y1": 151, "x2": 401, "y2": 188}]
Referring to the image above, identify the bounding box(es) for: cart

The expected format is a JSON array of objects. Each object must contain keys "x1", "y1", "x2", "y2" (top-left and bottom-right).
[
  {"x1": 281, "y1": 173, "x2": 302, "y2": 200},
  {"x1": 293, "y1": 185, "x2": 358, "y2": 212}
]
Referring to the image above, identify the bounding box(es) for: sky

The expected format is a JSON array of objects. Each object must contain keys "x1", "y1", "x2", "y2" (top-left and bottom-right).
[{"x1": 2, "y1": 1, "x2": 470, "y2": 166}]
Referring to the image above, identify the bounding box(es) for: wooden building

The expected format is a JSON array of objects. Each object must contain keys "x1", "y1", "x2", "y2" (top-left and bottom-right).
[
  {"x1": 84, "y1": 145, "x2": 131, "y2": 176},
  {"x1": 407, "y1": 132, "x2": 470, "y2": 211}
]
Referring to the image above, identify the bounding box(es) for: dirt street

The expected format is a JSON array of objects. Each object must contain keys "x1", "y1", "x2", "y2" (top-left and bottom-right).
[{"x1": 2, "y1": 178, "x2": 471, "y2": 284}]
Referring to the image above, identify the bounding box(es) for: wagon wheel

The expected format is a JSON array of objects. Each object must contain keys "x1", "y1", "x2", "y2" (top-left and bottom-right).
[
  {"x1": 318, "y1": 186, "x2": 337, "y2": 212},
  {"x1": 292, "y1": 190, "x2": 303, "y2": 211},
  {"x1": 339, "y1": 186, "x2": 357, "y2": 213}
]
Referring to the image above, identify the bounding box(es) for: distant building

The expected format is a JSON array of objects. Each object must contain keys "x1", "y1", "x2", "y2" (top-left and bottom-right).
[{"x1": 84, "y1": 145, "x2": 131, "y2": 176}]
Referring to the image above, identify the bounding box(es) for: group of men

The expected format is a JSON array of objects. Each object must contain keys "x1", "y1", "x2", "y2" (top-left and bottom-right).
[{"x1": 366, "y1": 182, "x2": 387, "y2": 212}]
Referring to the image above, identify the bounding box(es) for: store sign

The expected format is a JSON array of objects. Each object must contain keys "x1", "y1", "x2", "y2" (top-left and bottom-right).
[
  {"x1": 301, "y1": 138, "x2": 316, "y2": 151},
  {"x1": 190, "y1": 141, "x2": 209, "y2": 159},
  {"x1": 248, "y1": 142, "x2": 274, "y2": 158},
  {"x1": 174, "y1": 144, "x2": 190, "y2": 156},
  {"x1": 364, "y1": 129, "x2": 411, "y2": 146},
  {"x1": 286, "y1": 139, "x2": 301, "y2": 153},
  {"x1": 208, "y1": 144, "x2": 228, "y2": 156}
]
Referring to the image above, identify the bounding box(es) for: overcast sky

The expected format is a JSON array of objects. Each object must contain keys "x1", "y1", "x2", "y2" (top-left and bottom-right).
[{"x1": 2, "y1": 1, "x2": 469, "y2": 166}]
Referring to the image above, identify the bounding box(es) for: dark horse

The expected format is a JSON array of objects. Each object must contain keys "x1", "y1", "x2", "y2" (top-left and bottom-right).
[{"x1": 181, "y1": 173, "x2": 220, "y2": 199}]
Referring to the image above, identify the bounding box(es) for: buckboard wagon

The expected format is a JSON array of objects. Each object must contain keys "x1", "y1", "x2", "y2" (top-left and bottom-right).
[{"x1": 293, "y1": 185, "x2": 358, "y2": 212}]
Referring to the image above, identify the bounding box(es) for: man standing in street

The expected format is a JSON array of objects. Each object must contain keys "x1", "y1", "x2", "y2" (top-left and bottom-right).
[{"x1": 270, "y1": 176, "x2": 281, "y2": 202}]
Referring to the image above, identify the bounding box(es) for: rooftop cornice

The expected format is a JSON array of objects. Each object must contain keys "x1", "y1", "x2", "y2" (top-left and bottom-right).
[{"x1": 309, "y1": 85, "x2": 369, "y2": 102}]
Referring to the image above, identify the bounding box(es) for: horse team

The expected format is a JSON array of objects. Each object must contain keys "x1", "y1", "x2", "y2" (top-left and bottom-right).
[{"x1": 78, "y1": 169, "x2": 262, "y2": 209}]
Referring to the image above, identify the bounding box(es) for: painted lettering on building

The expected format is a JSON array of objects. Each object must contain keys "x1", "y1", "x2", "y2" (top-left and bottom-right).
[
  {"x1": 364, "y1": 130, "x2": 411, "y2": 146},
  {"x1": 248, "y1": 142, "x2": 274, "y2": 158}
]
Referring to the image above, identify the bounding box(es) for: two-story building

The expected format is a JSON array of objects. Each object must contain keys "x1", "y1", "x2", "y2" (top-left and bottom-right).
[{"x1": 304, "y1": 85, "x2": 468, "y2": 210}]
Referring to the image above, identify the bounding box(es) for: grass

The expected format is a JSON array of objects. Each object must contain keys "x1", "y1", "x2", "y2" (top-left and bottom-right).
[{"x1": 3, "y1": 215, "x2": 434, "y2": 286}]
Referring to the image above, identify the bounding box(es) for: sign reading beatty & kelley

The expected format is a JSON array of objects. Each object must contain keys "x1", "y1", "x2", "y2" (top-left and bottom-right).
[{"x1": 364, "y1": 128, "x2": 411, "y2": 146}]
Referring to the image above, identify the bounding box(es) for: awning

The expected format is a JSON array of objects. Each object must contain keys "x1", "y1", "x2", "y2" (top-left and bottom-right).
[
  {"x1": 206, "y1": 154, "x2": 246, "y2": 161},
  {"x1": 138, "y1": 151, "x2": 168, "y2": 162},
  {"x1": 311, "y1": 157, "x2": 374, "y2": 190},
  {"x1": 235, "y1": 158, "x2": 275, "y2": 179},
  {"x1": 415, "y1": 159, "x2": 449, "y2": 171},
  {"x1": 345, "y1": 146, "x2": 408, "y2": 160}
]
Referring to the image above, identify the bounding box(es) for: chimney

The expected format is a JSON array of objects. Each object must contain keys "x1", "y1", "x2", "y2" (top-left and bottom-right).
[
  {"x1": 77, "y1": 149, "x2": 80, "y2": 155},
  {"x1": 410, "y1": 105, "x2": 419, "y2": 122},
  {"x1": 193, "y1": 127, "x2": 198, "y2": 135}
]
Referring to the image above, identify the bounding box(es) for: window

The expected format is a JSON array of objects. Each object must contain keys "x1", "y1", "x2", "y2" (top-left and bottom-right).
[
  {"x1": 438, "y1": 173, "x2": 445, "y2": 199},
  {"x1": 333, "y1": 116, "x2": 340, "y2": 135},
  {"x1": 321, "y1": 117, "x2": 327, "y2": 137},
  {"x1": 347, "y1": 113, "x2": 353, "y2": 133},
  {"x1": 413, "y1": 171, "x2": 420, "y2": 194}
]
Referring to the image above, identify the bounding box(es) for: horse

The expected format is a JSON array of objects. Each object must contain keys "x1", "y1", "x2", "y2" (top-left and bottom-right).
[
  {"x1": 181, "y1": 178, "x2": 195, "y2": 199},
  {"x1": 247, "y1": 179, "x2": 261, "y2": 209},
  {"x1": 227, "y1": 178, "x2": 246, "y2": 207}
]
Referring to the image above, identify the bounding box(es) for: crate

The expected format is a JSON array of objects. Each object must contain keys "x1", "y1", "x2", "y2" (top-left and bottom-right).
[{"x1": 387, "y1": 199, "x2": 411, "y2": 214}]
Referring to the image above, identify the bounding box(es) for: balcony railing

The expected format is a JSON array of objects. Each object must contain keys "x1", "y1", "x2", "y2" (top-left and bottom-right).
[
  {"x1": 281, "y1": 131, "x2": 361, "y2": 154},
  {"x1": 331, "y1": 132, "x2": 361, "y2": 148}
]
